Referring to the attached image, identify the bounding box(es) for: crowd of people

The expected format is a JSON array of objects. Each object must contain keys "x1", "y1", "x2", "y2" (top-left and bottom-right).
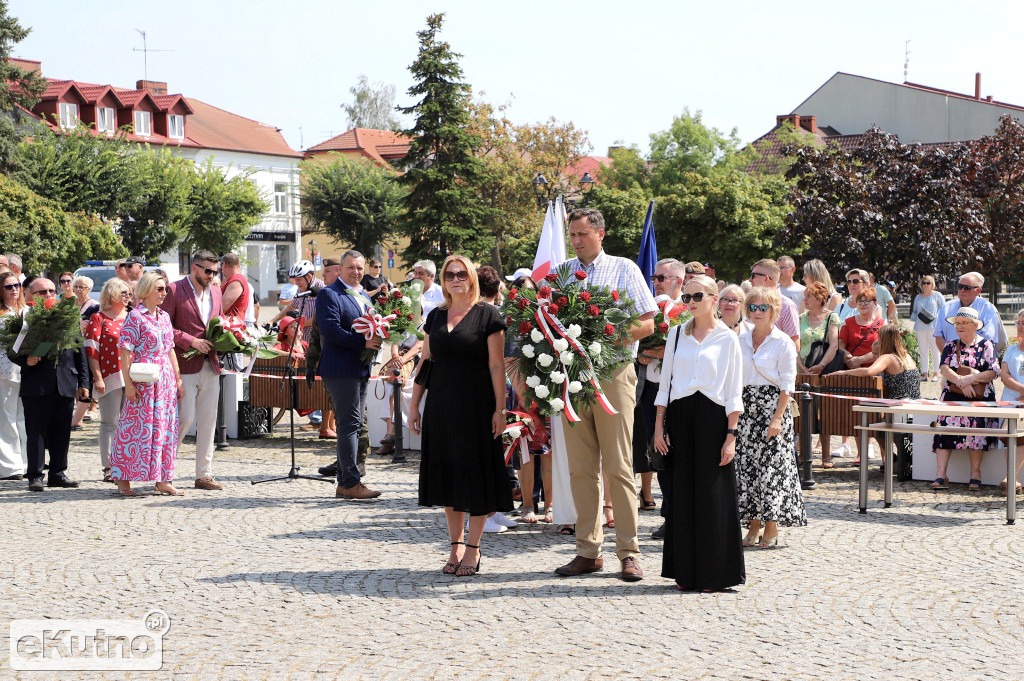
[{"x1": 2, "y1": 215, "x2": 1024, "y2": 591}]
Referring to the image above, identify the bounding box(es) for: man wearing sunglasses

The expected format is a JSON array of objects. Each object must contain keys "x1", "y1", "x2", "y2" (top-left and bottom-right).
[
  {"x1": 12, "y1": 279, "x2": 89, "y2": 492},
  {"x1": 933, "y1": 271, "x2": 1003, "y2": 355},
  {"x1": 161, "y1": 250, "x2": 225, "y2": 490},
  {"x1": 554, "y1": 208, "x2": 657, "y2": 583},
  {"x1": 749, "y1": 259, "x2": 800, "y2": 351}
]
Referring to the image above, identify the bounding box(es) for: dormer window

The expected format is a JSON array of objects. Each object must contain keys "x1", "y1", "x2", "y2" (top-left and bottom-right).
[
  {"x1": 133, "y1": 110, "x2": 152, "y2": 136},
  {"x1": 168, "y1": 114, "x2": 184, "y2": 139},
  {"x1": 58, "y1": 102, "x2": 79, "y2": 129},
  {"x1": 96, "y1": 107, "x2": 116, "y2": 133}
]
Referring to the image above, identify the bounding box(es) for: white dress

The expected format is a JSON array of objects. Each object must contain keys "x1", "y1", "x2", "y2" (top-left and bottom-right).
[{"x1": 0, "y1": 308, "x2": 27, "y2": 477}]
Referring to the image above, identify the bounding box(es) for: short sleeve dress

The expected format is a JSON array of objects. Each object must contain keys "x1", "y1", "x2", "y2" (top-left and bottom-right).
[
  {"x1": 418, "y1": 303, "x2": 512, "y2": 516},
  {"x1": 933, "y1": 338, "x2": 997, "y2": 451}
]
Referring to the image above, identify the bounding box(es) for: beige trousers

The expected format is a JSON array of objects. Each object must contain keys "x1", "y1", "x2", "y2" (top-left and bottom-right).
[
  {"x1": 561, "y1": 363, "x2": 640, "y2": 561},
  {"x1": 178, "y1": 363, "x2": 219, "y2": 479}
]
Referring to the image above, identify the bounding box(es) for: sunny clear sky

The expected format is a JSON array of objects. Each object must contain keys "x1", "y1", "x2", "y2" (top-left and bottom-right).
[{"x1": 10, "y1": 1, "x2": 1024, "y2": 158}]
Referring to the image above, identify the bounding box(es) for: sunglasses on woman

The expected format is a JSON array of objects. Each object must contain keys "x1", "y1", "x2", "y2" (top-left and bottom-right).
[
  {"x1": 747, "y1": 303, "x2": 770, "y2": 313},
  {"x1": 3, "y1": 283, "x2": 20, "y2": 291},
  {"x1": 443, "y1": 270, "x2": 469, "y2": 282},
  {"x1": 60, "y1": 279, "x2": 72, "y2": 284},
  {"x1": 680, "y1": 292, "x2": 709, "y2": 304}
]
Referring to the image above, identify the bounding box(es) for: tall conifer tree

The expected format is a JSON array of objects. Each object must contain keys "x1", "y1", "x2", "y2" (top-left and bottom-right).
[{"x1": 397, "y1": 14, "x2": 493, "y2": 263}]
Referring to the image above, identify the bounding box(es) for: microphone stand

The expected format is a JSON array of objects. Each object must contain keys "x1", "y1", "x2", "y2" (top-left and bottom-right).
[{"x1": 252, "y1": 291, "x2": 332, "y2": 486}]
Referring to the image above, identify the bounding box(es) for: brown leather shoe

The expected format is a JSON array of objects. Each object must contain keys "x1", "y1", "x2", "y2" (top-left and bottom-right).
[
  {"x1": 336, "y1": 483, "x2": 381, "y2": 499},
  {"x1": 620, "y1": 556, "x2": 644, "y2": 582},
  {"x1": 194, "y1": 477, "x2": 223, "y2": 490},
  {"x1": 554, "y1": 555, "x2": 604, "y2": 576}
]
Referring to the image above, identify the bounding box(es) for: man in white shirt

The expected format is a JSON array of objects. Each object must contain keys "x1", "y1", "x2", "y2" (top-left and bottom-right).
[
  {"x1": 553, "y1": 209, "x2": 657, "y2": 583},
  {"x1": 637, "y1": 258, "x2": 684, "y2": 541},
  {"x1": 777, "y1": 256, "x2": 805, "y2": 311},
  {"x1": 413, "y1": 260, "x2": 445, "y2": 319}
]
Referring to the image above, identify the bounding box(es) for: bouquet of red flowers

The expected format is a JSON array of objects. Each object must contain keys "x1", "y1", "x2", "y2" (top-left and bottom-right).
[
  {"x1": 637, "y1": 295, "x2": 690, "y2": 355},
  {"x1": 352, "y1": 280, "x2": 426, "y2": 365},
  {"x1": 0, "y1": 295, "x2": 83, "y2": 360},
  {"x1": 501, "y1": 267, "x2": 640, "y2": 420}
]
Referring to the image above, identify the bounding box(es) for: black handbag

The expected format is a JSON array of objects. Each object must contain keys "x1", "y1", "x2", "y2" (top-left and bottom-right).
[
  {"x1": 805, "y1": 339, "x2": 846, "y2": 375},
  {"x1": 917, "y1": 308, "x2": 935, "y2": 325},
  {"x1": 413, "y1": 357, "x2": 434, "y2": 388},
  {"x1": 649, "y1": 327, "x2": 682, "y2": 471}
]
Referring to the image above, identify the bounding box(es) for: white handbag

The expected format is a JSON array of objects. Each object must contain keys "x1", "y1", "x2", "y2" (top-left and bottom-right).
[{"x1": 129, "y1": 362, "x2": 161, "y2": 384}]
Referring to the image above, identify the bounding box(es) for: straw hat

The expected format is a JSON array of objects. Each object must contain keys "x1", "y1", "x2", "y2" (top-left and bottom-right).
[{"x1": 945, "y1": 306, "x2": 982, "y2": 327}]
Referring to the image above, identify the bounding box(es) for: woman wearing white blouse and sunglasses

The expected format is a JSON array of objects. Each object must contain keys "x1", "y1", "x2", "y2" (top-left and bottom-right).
[
  {"x1": 653, "y1": 275, "x2": 745, "y2": 592},
  {"x1": 735, "y1": 287, "x2": 807, "y2": 550}
]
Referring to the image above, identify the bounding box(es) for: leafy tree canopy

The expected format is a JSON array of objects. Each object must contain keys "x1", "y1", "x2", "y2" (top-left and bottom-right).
[
  {"x1": 178, "y1": 158, "x2": 269, "y2": 255},
  {"x1": 0, "y1": 1, "x2": 45, "y2": 116},
  {"x1": 342, "y1": 75, "x2": 401, "y2": 132},
  {"x1": 300, "y1": 154, "x2": 406, "y2": 256}
]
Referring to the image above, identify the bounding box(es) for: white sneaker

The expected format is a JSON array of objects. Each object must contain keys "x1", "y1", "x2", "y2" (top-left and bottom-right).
[
  {"x1": 830, "y1": 443, "x2": 851, "y2": 458},
  {"x1": 482, "y1": 516, "x2": 507, "y2": 533},
  {"x1": 491, "y1": 511, "x2": 517, "y2": 529}
]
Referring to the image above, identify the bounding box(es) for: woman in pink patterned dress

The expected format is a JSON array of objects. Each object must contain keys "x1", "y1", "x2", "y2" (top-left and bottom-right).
[{"x1": 110, "y1": 272, "x2": 185, "y2": 497}]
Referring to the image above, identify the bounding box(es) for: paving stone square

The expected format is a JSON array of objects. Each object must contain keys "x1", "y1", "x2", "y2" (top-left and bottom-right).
[{"x1": 2, "y1": 399, "x2": 1023, "y2": 680}]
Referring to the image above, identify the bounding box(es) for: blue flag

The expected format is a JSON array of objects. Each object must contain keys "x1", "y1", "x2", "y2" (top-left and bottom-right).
[{"x1": 637, "y1": 200, "x2": 657, "y2": 294}]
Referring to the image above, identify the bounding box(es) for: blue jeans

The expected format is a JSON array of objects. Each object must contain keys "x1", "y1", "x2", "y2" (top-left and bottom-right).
[{"x1": 322, "y1": 377, "x2": 368, "y2": 489}]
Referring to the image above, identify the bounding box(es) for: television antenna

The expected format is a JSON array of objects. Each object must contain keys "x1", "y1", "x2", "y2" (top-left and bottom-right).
[
  {"x1": 903, "y1": 40, "x2": 911, "y2": 82},
  {"x1": 133, "y1": 30, "x2": 174, "y2": 83}
]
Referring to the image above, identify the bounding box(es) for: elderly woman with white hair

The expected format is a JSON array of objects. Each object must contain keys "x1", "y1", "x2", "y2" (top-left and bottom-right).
[
  {"x1": 931, "y1": 306, "x2": 999, "y2": 491},
  {"x1": 735, "y1": 287, "x2": 806, "y2": 549},
  {"x1": 717, "y1": 284, "x2": 752, "y2": 335}
]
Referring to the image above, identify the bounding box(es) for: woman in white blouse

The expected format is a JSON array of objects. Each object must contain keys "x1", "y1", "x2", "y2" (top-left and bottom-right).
[
  {"x1": 735, "y1": 287, "x2": 807, "y2": 549},
  {"x1": 653, "y1": 275, "x2": 745, "y2": 592}
]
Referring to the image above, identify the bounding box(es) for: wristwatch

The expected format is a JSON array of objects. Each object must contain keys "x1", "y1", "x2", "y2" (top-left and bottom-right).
[
  {"x1": 726, "y1": 428, "x2": 738, "y2": 436},
  {"x1": 499, "y1": 408, "x2": 508, "y2": 415}
]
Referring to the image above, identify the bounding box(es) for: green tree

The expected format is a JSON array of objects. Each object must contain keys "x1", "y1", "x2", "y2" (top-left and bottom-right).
[
  {"x1": 657, "y1": 171, "x2": 792, "y2": 282},
  {"x1": 782, "y1": 127, "x2": 984, "y2": 285},
  {"x1": 396, "y1": 14, "x2": 494, "y2": 263},
  {"x1": 342, "y1": 75, "x2": 401, "y2": 131},
  {"x1": 0, "y1": 1, "x2": 45, "y2": 117},
  {"x1": 300, "y1": 155, "x2": 406, "y2": 255},
  {"x1": 119, "y1": 151, "x2": 193, "y2": 262},
  {"x1": 972, "y1": 115, "x2": 1024, "y2": 293},
  {"x1": 647, "y1": 108, "x2": 744, "y2": 191},
  {"x1": 0, "y1": 174, "x2": 125, "y2": 274},
  {"x1": 177, "y1": 159, "x2": 268, "y2": 255},
  {"x1": 467, "y1": 97, "x2": 590, "y2": 272},
  {"x1": 588, "y1": 184, "x2": 650, "y2": 258}
]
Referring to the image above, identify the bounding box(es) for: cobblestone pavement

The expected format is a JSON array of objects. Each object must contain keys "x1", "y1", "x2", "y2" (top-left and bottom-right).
[{"x1": 3, "y1": 406, "x2": 1023, "y2": 681}]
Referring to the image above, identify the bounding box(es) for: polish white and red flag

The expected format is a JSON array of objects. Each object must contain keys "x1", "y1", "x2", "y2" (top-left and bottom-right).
[{"x1": 531, "y1": 195, "x2": 568, "y2": 281}]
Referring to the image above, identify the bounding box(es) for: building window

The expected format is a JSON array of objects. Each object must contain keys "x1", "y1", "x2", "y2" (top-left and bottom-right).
[
  {"x1": 96, "y1": 107, "x2": 116, "y2": 133},
  {"x1": 273, "y1": 183, "x2": 289, "y2": 215},
  {"x1": 168, "y1": 114, "x2": 184, "y2": 139},
  {"x1": 133, "y1": 110, "x2": 152, "y2": 136},
  {"x1": 58, "y1": 102, "x2": 79, "y2": 129}
]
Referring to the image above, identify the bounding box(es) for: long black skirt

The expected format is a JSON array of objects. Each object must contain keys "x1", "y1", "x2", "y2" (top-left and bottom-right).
[{"x1": 661, "y1": 392, "x2": 745, "y2": 591}]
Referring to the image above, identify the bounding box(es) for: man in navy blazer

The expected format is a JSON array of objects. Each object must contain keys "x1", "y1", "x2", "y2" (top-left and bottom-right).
[
  {"x1": 10, "y1": 278, "x2": 89, "y2": 491},
  {"x1": 317, "y1": 250, "x2": 382, "y2": 499}
]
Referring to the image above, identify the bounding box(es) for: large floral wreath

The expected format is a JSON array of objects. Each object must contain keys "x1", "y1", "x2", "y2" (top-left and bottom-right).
[
  {"x1": 501, "y1": 268, "x2": 640, "y2": 420},
  {"x1": 0, "y1": 295, "x2": 83, "y2": 360}
]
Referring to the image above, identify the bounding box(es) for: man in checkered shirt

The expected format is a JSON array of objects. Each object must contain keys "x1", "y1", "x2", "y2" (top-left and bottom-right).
[{"x1": 553, "y1": 208, "x2": 657, "y2": 583}]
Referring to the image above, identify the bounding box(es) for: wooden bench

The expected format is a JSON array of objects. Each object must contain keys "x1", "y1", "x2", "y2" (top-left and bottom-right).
[{"x1": 247, "y1": 355, "x2": 333, "y2": 413}]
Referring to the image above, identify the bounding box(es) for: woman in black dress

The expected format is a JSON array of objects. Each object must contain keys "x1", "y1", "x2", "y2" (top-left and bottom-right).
[
  {"x1": 652, "y1": 275, "x2": 745, "y2": 592},
  {"x1": 409, "y1": 255, "x2": 510, "y2": 577}
]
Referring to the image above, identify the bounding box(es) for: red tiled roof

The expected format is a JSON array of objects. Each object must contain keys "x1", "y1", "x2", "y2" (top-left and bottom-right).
[
  {"x1": 305, "y1": 128, "x2": 411, "y2": 167},
  {"x1": 153, "y1": 94, "x2": 194, "y2": 114},
  {"x1": 564, "y1": 156, "x2": 611, "y2": 181},
  {"x1": 184, "y1": 98, "x2": 302, "y2": 159}
]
